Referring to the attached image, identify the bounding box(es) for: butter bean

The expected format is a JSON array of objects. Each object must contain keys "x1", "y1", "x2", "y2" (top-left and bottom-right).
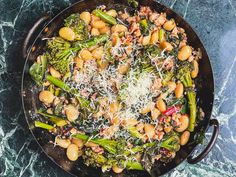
[
  {"x1": 144, "y1": 124, "x2": 155, "y2": 139},
  {"x1": 111, "y1": 24, "x2": 128, "y2": 33},
  {"x1": 59, "y1": 27, "x2": 75, "y2": 41},
  {"x1": 112, "y1": 165, "x2": 123, "y2": 173},
  {"x1": 71, "y1": 138, "x2": 84, "y2": 148},
  {"x1": 66, "y1": 144, "x2": 81, "y2": 161},
  {"x1": 160, "y1": 41, "x2": 173, "y2": 51},
  {"x1": 39, "y1": 90, "x2": 54, "y2": 104},
  {"x1": 106, "y1": 9, "x2": 118, "y2": 17},
  {"x1": 178, "y1": 45, "x2": 192, "y2": 61},
  {"x1": 118, "y1": 63, "x2": 130, "y2": 75},
  {"x1": 111, "y1": 34, "x2": 121, "y2": 46},
  {"x1": 151, "y1": 108, "x2": 160, "y2": 120},
  {"x1": 75, "y1": 57, "x2": 84, "y2": 69},
  {"x1": 150, "y1": 30, "x2": 159, "y2": 44},
  {"x1": 191, "y1": 60, "x2": 199, "y2": 78},
  {"x1": 164, "y1": 126, "x2": 173, "y2": 133},
  {"x1": 99, "y1": 26, "x2": 110, "y2": 34},
  {"x1": 163, "y1": 19, "x2": 176, "y2": 31},
  {"x1": 49, "y1": 67, "x2": 61, "y2": 79},
  {"x1": 167, "y1": 81, "x2": 176, "y2": 92},
  {"x1": 156, "y1": 99, "x2": 166, "y2": 112},
  {"x1": 85, "y1": 142, "x2": 98, "y2": 148},
  {"x1": 65, "y1": 105, "x2": 79, "y2": 122},
  {"x1": 80, "y1": 11, "x2": 91, "y2": 24},
  {"x1": 175, "y1": 82, "x2": 184, "y2": 98},
  {"x1": 109, "y1": 102, "x2": 119, "y2": 114},
  {"x1": 91, "y1": 28, "x2": 100, "y2": 36},
  {"x1": 142, "y1": 35, "x2": 151, "y2": 46},
  {"x1": 180, "y1": 130, "x2": 190, "y2": 145},
  {"x1": 55, "y1": 138, "x2": 71, "y2": 148},
  {"x1": 175, "y1": 115, "x2": 189, "y2": 132},
  {"x1": 80, "y1": 49, "x2": 93, "y2": 60},
  {"x1": 91, "y1": 20, "x2": 106, "y2": 29},
  {"x1": 92, "y1": 47, "x2": 104, "y2": 60}
]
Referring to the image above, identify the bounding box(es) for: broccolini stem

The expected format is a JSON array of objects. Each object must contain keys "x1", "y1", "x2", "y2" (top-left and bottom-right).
[
  {"x1": 162, "y1": 71, "x2": 174, "y2": 86},
  {"x1": 37, "y1": 110, "x2": 67, "y2": 127},
  {"x1": 124, "y1": 142, "x2": 156, "y2": 156},
  {"x1": 187, "y1": 91, "x2": 197, "y2": 132},
  {"x1": 73, "y1": 34, "x2": 109, "y2": 50},
  {"x1": 46, "y1": 75, "x2": 91, "y2": 110},
  {"x1": 35, "y1": 121, "x2": 54, "y2": 130},
  {"x1": 72, "y1": 134, "x2": 117, "y2": 154},
  {"x1": 126, "y1": 126, "x2": 144, "y2": 140},
  {"x1": 92, "y1": 10, "x2": 117, "y2": 25}
]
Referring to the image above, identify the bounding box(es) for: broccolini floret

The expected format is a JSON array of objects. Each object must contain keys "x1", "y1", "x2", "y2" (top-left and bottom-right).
[
  {"x1": 160, "y1": 135, "x2": 180, "y2": 152},
  {"x1": 29, "y1": 55, "x2": 47, "y2": 85},
  {"x1": 83, "y1": 148, "x2": 107, "y2": 167},
  {"x1": 46, "y1": 37, "x2": 72, "y2": 74},
  {"x1": 46, "y1": 34, "x2": 109, "y2": 74},
  {"x1": 64, "y1": 14, "x2": 89, "y2": 41}
]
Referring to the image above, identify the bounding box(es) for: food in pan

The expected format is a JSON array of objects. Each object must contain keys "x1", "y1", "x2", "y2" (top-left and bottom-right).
[{"x1": 30, "y1": 5, "x2": 203, "y2": 173}]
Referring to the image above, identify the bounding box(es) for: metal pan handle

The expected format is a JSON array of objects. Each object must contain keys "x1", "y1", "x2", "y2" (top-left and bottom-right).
[
  {"x1": 22, "y1": 15, "x2": 50, "y2": 58},
  {"x1": 187, "y1": 119, "x2": 219, "y2": 164}
]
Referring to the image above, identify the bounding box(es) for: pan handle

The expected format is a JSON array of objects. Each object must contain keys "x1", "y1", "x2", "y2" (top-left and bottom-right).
[
  {"x1": 187, "y1": 119, "x2": 219, "y2": 164},
  {"x1": 22, "y1": 15, "x2": 50, "y2": 58}
]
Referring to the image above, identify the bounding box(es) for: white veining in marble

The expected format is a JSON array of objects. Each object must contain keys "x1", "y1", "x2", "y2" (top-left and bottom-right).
[{"x1": 0, "y1": 0, "x2": 236, "y2": 177}]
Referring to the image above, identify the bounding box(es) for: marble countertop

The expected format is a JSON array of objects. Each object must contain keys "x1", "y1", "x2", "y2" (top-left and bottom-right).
[{"x1": 0, "y1": 0, "x2": 236, "y2": 176}]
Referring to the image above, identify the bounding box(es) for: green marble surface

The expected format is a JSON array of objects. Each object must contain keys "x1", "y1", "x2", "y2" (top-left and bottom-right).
[{"x1": 0, "y1": 0, "x2": 236, "y2": 176}]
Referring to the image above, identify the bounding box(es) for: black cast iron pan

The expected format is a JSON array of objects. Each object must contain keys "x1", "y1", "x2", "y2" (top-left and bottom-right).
[{"x1": 21, "y1": 0, "x2": 219, "y2": 176}]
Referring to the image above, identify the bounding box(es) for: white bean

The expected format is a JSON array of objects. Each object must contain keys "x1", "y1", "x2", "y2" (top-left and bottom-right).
[{"x1": 66, "y1": 144, "x2": 81, "y2": 161}]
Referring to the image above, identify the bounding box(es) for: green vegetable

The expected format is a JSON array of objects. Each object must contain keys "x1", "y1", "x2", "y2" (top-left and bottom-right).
[
  {"x1": 139, "y1": 45, "x2": 160, "y2": 74},
  {"x1": 34, "y1": 121, "x2": 54, "y2": 130},
  {"x1": 72, "y1": 133, "x2": 118, "y2": 154},
  {"x1": 126, "y1": 126, "x2": 143, "y2": 140},
  {"x1": 46, "y1": 75, "x2": 91, "y2": 110},
  {"x1": 104, "y1": 41, "x2": 114, "y2": 62},
  {"x1": 83, "y1": 148, "x2": 107, "y2": 167},
  {"x1": 125, "y1": 161, "x2": 144, "y2": 170},
  {"x1": 92, "y1": 9, "x2": 117, "y2": 25},
  {"x1": 177, "y1": 64, "x2": 197, "y2": 132},
  {"x1": 159, "y1": 28, "x2": 165, "y2": 42},
  {"x1": 54, "y1": 88, "x2": 60, "y2": 96},
  {"x1": 37, "y1": 110, "x2": 67, "y2": 127},
  {"x1": 162, "y1": 71, "x2": 174, "y2": 86},
  {"x1": 77, "y1": 135, "x2": 155, "y2": 171},
  {"x1": 29, "y1": 55, "x2": 47, "y2": 85},
  {"x1": 49, "y1": 84, "x2": 54, "y2": 94},
  {"x1": 64, "y1": 14, "x2": 88, "y2": 40},
  {"x1": 160, "y1": 135, "x2": 180, "y2": 152},
  {"x1": 73, "y1": 34, "x2": 109, "y2": 48},
  {"x1": 139, "y1": 19, "x2": 149, "y2": 36},
  {"x1": 46, "y1": 34, "x2": 109, "y2": 74},
  {"x1": 124, "y1": 142, "x2": 156, "y2": 156},
  {"x1": 83, "y1": 148, "x2": 144, "y2": 170},
  {"x1": 46, "y1": 37, "x2": 72, "y2": 74}
]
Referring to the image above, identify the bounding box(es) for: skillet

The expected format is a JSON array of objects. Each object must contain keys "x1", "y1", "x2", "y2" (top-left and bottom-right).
[{"x1": 21, "y1": 0, "x2": 219, "y2": 176}]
